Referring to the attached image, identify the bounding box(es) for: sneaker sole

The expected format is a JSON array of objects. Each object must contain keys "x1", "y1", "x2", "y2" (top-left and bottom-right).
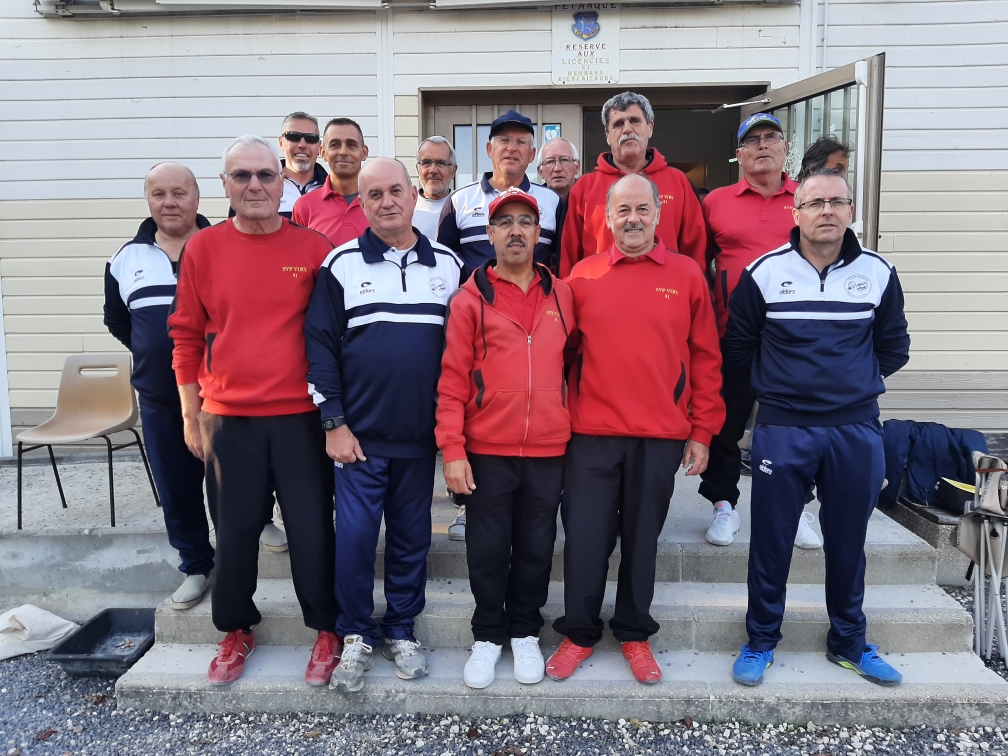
[
  {"x1": 731, "y1": 674, "x2": 764, "y2": 686},
  {"x1": 381, "y1": 645, "x2": 429, "y2": 680},
  {"x1": 330, "y1": 655, "x2": 376, "y2": 693},
  {"x1": 825, "y1": 651, "x2": 901, "y2": 687},
  {"x1": 447, "y1": 532, "x2": 465, "y2": 542},
  {"x1": 170, "y1": 595, "x2": 205, "y2": 611},
  {"x1": 259, "y1": 541, "x2": 289, "y2": 553},
  {"x1": 794, "y1": 540, "x2": 823, "y2": 550},
  {"x1": 514, "y1": 669, "x2": 545, "y2": 685},
  {"x1": 464, "y1": 676, "x2": 494, "y2": 689},
  {"x1": 705, "y1": 534, "x2": 736, "y2": 546},
  {"x1": 208, "y1": 646, "x2": 253, "y2": 686}
]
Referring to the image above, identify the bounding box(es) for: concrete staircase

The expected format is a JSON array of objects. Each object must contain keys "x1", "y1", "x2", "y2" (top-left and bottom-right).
[{"x1": 116, "y1": 473, "x2": 1008, "y2": 726}]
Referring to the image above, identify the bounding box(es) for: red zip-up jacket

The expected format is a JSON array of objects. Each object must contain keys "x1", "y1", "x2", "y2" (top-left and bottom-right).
[
  {"x1": 436, "y1": 260, "x2": 576, "y2": 462},
  {"x1": 167, "y1": 218, "x2": 333, "y2": 416},
  {"x1": 565, "y1": 239, "x2": 725, "y2": 445},
  {"x1": 560, "y1": 148, "x2": 706, "y2": 277}
]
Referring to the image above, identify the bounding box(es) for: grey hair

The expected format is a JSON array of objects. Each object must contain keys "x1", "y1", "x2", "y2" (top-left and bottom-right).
[
  {"x1": 794, "y1": 168, "x2": 853, "y2": 207},
  {"x1": 537, "y1": 137, "x2": 580, "y2": 166},
  {"x1": 601, "y1": 92, "x2": 655, "y2": 130},
  {"x1": 144, "y1": 161, "x2": 199, "y2": 197},
  {"x1": 417, "y1": 136, "x2": 457, "y2": 167},
  {"x1": 605, "y1": 174, "x2": 661, "y2": 215},
  {"x1": 281, "y1": 111, "x2": 319, "y2": 130},
  {"x1": 359, "y1": 156, "x2": 413, "y2": 194},
  {"x1": 221, "y1": 135, "x2": 281, "y2": 172}
]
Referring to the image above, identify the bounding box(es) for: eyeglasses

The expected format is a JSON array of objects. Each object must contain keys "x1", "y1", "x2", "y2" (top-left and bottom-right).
[
  {"x1": 493, "y1": 136, "x2": 533, "y2": 148},
  {"x1": 224, "y1": 170, "x2": 280, "y2": 185},
  {"x1": 540, "y1": 157, "x2": 577, "y2": 168},
  {"x1": 417, "y1": 159, "x2": 455, "y2": 169},
  {"x1": 491, "y1": 215, "x2": 537, "y2": 229},
  {"x1": 795, "y1": 197, "x2": 854, "y2": 212},
  {"x1": 740, "y1": 132, "x2": 785, "y2": 148},
  {"x1": 281, "y1": 131, "x2": 321, "y2": 144}
]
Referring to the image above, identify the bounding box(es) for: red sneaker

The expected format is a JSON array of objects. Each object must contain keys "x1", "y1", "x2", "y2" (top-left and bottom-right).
[
  {"x1": 545, "y1": 638, "x2": 593, "y2": 681},
  {"x1": 208, "y1": 630, "x2": 255, "y2": 686},
  {"x1": 305, "y1": 631, "x2": 342, "y2": 686},
  {"x1": 621, "y1": 640, "x2": 661, "y2": 684}
]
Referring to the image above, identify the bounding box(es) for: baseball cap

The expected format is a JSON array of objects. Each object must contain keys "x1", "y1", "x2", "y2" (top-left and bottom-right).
[
  {"x1": 488, "y1": 187, "x2": 540, "y2": 220},
  {"x1": 737, "y1": 112, "x2": 784, "y2": 143},
  {"x1": 489, "y1": 109, "x2": 535, "y2": 138}
]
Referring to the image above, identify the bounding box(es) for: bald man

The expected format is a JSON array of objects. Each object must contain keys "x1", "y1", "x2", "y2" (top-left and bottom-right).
[
  {"x1": 104, "y1": 162, "x2": 214, "y2": 611},
  {"x1": 305, "y1": 157, "x2": 463, "y2": 693}
]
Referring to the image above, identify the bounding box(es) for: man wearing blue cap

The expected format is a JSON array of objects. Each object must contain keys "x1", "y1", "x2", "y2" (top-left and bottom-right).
[
  {"x1": 699, "y1": 113, "x2": 821, "y2": 552},
  {"x1": 438, "y1": 110, "x2": 562, "y2": 277}
]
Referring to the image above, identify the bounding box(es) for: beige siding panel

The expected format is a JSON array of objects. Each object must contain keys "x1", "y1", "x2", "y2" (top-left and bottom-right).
[{"x1": 885, "y1": 253, "x2": 1008, "y2": 273}]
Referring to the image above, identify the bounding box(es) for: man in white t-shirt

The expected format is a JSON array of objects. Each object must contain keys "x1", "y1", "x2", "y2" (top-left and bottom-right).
[{"x1": 413, "y1": 137, "x2": 457, "y2": 239}]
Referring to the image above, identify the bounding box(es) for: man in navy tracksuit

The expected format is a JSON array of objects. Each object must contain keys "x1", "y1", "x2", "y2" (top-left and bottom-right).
[
  {"x1": 304, "y1": 158, "x2": 463, "y2": 694},
  {"x1": 723, "y1": 169, "x2": 910, "y2": 687},
  {"x1": 104, "y1": 162, "x2": 214, "y2": 610}
]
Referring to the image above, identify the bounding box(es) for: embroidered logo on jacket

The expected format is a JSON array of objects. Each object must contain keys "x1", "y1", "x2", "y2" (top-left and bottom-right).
[
  {"x1": 759, "y1": 459, "x2": 773, "y2": 475},
  {"x1": 845, "y1": 274, "x2": 872, "y2": 298},
  {"x1": 429, "y1": 277, "x2": 448, "y2": 297}
]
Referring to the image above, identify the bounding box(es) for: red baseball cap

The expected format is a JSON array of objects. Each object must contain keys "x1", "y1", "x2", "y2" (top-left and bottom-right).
[{"x1": 487, "y1": 187, "x2": 540, "y2": 221}]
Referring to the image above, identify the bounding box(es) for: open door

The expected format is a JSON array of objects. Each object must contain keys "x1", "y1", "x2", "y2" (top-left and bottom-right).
[{"x1": 741, "y1": 53, "x2": 885, "y2": 251}]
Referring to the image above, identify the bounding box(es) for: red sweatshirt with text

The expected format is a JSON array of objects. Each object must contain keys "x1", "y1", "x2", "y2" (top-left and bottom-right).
[
  {"x1": 565, "y1": 239, "x2": 725, "y2": 445},
  {"x1": 168, "y1": 218, "x2": 333, "y2": 416}
]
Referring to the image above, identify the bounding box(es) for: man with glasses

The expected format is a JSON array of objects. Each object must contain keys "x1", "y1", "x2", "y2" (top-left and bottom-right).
[
  {"x1": 414, "y1": 136, "x2": 457, "y2": 240},
  {"x1": 293, "y1": 117, "x2": 370, "y2": 247},
  {"x1": 169, "y1": 135, "x2": 341, "y2": 687},
  {"x1": 438, "y1": 110, "x2": 562, "y2": 277},
  {"x1": 537, "y1": 137, "x2": 580, "y2": 248},
  {"x1": 698, "y1": 113, "x2": 820, "y2": 551},
  {"x1": 724, "y1": 168, "x2": 909, "y2": 687},
  {"x1": 560, "y1": 91, "x2": 706, "y2": 277}
]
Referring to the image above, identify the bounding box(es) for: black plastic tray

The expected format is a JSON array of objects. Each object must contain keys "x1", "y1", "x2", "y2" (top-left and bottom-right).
[{"x1": 46, "y1": 608, "x2": 155, "y2": 678}]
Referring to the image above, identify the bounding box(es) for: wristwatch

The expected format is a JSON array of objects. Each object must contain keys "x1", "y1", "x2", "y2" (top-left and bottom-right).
[{"x1": 322, "y1": 416, "x2": 346, "y2": 431}]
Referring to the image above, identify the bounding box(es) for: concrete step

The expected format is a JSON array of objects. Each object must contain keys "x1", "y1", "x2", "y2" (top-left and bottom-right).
[
  {"x1": 256, "y1": 502, "x2": 936, "y2": 586},
  {"x1": 155, "y1": 578, "x2": 973, "y2": 654},
  {"x1": 116, "y1": 643, "x2": 1008, "y2": 727}
]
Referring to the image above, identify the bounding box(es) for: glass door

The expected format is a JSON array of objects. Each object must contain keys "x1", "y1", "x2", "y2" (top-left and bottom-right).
[
  {"x1": 432, "y1": 104, "x2": 581, "y2": 190},
  {"x1": 742, "y1": 53, "x2": 885, "y2": 250}
]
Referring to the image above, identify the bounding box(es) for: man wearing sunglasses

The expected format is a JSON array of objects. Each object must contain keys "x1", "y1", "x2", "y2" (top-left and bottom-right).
[
  {"x1": 277, "y1": 111, "x2": 328, "y2": 217},
  {"x1": 169, "y1": 135, "x2": 341, "y2": 688},
  {"x1": 698, "y1": 113, "x2": 821, "y2": 551},
  {"x1": 723, "y1": 168, "x2": 909, "y2": 688}
]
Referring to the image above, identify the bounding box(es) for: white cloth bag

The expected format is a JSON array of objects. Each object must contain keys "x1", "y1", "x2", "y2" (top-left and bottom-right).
[{"x1": 0, "y1": 604, "x2": 79, "y2": 660}]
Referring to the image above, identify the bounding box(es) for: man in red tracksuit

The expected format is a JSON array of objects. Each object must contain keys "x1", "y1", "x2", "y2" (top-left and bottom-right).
[
  {"x1": 168, "y1": 135, "x2": 341, "y2": 688},
  {"x1": 436, "y1": 187, "x2": 576, "y2": 691},
  {"x1": 559, "y1": 91, "x2": 706, "y2": 277},
  {"x1": 546, "y1": 173, "x2": 725, "y2": 685}
]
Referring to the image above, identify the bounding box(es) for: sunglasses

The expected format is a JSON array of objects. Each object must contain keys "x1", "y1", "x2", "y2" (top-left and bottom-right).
[
  {"x1": 281, "y1": 131, "x2": 321, "y2": 144},
  {"x1": 224, "y1": 170, "x2": 280, "y2": 185}
]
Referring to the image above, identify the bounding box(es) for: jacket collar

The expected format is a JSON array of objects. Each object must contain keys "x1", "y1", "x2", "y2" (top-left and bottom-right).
[
  {"x1": 471, "y1": 258, "x2": 554, "y2": 306},
  {"x1": 789, "y1": 226, "x2": 863, "y2": 267},
  {"x1": 279, "y1": 158, "x2": 329, "y2": 190},
  {"x1": 133, "y1": 214, "x2": 211, "y2": 245},
  {"x1": 479, "y1": 172, "x2": 531, "y2": 195},
  {"x1": 734, "y1": 173, "x2": 799, "y2": 197},
  {"x1": 357, "y1": 227, "x2": 437, "y2": 266}
]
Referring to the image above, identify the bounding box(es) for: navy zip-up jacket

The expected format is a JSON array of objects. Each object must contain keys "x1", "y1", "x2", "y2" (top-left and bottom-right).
[
  {"x1": 104, "y1": 215, "x2": 211, "y2": 411},
  {"x1": 304, "y1": 228, "x2": 462, "y2": 458},
  {"x1": 723, "y1": 227, "x2": 910, "y2": 427}
]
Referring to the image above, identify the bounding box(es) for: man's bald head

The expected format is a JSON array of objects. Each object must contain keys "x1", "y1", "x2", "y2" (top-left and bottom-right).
[
  {"x1": 358, "y1": 157, "x2": 412, "y2": 196},
  {"x1": 358, "y1": 157, "x2": 418, "y2": 247},
  {"x1": 145, "y1": 161, "x2": 199, "y2": 198},
  {"x1": 144, "y1": 161, "x2": 201, "y2": 239},
  {"x1": 606, "y1": 173, "x2": 661, "y2": 258}
]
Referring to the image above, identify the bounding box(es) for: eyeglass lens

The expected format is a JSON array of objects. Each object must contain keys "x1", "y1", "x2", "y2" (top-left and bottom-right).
[
  {"x1": 418, "y1": 160, "x2": 454, "y2": 169},
  {"x1": 742, "y1": 133, "x2": 784, "y2": 147},
  {"x1": 282, "y1": 131, "x2": 321, "y2": 144},
  {"x1": 493, "y1": 216, "x2": 536, "y2": 229},
  {"x1": 228, "y1": 170, "x2": 280, "y2": 185},
  {"x1": 541, "y1": 158, "x2": 575, "y2": 167}
]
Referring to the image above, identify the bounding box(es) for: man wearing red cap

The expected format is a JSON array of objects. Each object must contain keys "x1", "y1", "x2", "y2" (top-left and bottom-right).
[
  {"x1": 547, "y1": 173, "x2": 724, "y2": 685},
  {"x1": 436, "y1": 187, "x2": 575, "y2": 690},
  {"x1": 559, "y1": 92, "x2": 706, "y2": 276}
]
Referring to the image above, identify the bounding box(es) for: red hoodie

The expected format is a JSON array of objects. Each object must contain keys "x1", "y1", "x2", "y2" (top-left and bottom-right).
[
  {"x1": 560, "y1": 149, "x2": 706, "y2": 277},
  {"x1": 168, "y1": 218, "x2": 333, "y2": 416},
  {"x1": 436, "y1": 261, "x2": 576, "y2": 461},
  {"x1": 565, "y1": 239, "x2": 725, "y2": 445}
]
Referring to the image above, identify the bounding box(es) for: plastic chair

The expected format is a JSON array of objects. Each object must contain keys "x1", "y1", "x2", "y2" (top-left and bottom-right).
[{"x1": 15, "y1": 353, "x2": 159, "y2": 529}]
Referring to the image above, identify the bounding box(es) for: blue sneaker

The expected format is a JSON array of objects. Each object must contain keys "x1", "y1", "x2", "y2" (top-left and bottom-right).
[
  {"x1": 732, "y1": 644, "x2": 774, "y2": 686},
  {"x1": 826, "y1": 644, "x2": 902, "y2": 686}
]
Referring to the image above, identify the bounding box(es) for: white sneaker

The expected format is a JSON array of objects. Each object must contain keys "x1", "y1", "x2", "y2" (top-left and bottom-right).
[
  {"x1": 510, "y1": 636, "x2": 545, "y2": 684},
  {"x1": 330, "y1": 635, "x2": 374, "y2": 693},
  {"x1": 260, "y1": 522, "x2": 288, "y2": 552},
  {"x1": 794, "y1": 511, "x2": 823, "y2": 550},
  {"x1": 170, "y1": 573, "x2": 211, "y2": 610},
  {"x1": 382, "y1": 638, "x2": 429, "y2": 680},
  {"x1": 448, "y1": 505, "x2": 466, "y2": 542},
  {"x1": 463, "y1": 641, "x2": 501, "y2": 689},
  {"x1": 705, "y1": 504, "x2": 740, "y2": 546}
]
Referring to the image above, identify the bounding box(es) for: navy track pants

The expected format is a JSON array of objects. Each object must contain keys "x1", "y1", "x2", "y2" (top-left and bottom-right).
[
  {"x1": 334, "y1": 453, "x2": 436, "y2": 647},
  {"x1": 140, "y1": 404, "x2": 214, "y2": 577},
  {"x1": 746, "y1": 420, "x2": 884, "y2": 662}
]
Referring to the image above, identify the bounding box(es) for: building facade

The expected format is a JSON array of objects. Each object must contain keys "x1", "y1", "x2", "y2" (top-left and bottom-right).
[{"x1": 0, "y1": 0, "x2": 1005, "y2": 453}]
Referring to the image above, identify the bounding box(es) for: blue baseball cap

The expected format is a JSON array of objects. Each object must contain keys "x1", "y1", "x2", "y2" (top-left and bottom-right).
[
  {"x1": 737, "y1": 112, "x2": 784, "y2": 144},
  {"x1": 489, "y1": 109, "x2": 535, "y2": 138}
]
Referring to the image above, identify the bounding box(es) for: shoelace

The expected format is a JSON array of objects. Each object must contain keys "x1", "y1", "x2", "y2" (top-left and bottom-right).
[
  {"x1": 313, "y1": 634, "x2": 335, "y2": 661},
  {"x1": 218, "y1": 632, "x2": 247, "y2": 663},
  {"x1": 739, "y1": 647, "x2": 768, "y2": 663},
  {"x1": 470, "y1": 642, "x2": 498, "y2": 666},
  {"x1": 341, "y1": 640, "x2": 372, "y2": 670},
  {"x1": 861, "y1": 644, "x2": 882, "y2": 663},
  {"x1": 392, "y1": 639, "x2": 421, "y2": 658}
]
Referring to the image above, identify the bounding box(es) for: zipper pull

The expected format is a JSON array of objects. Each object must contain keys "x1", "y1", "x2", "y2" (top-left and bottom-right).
[{"x1": 528, "y1": 335, "x2": 532, "y2": 345}]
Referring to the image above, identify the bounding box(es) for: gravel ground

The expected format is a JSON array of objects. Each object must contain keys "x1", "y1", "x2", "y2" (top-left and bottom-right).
[
  {"x1": 3, "y1": 654, "x2": 1008, "y2": 756},
  {"x1": 945, "y1": 583, "x2": 1008, "y2": 679}
]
